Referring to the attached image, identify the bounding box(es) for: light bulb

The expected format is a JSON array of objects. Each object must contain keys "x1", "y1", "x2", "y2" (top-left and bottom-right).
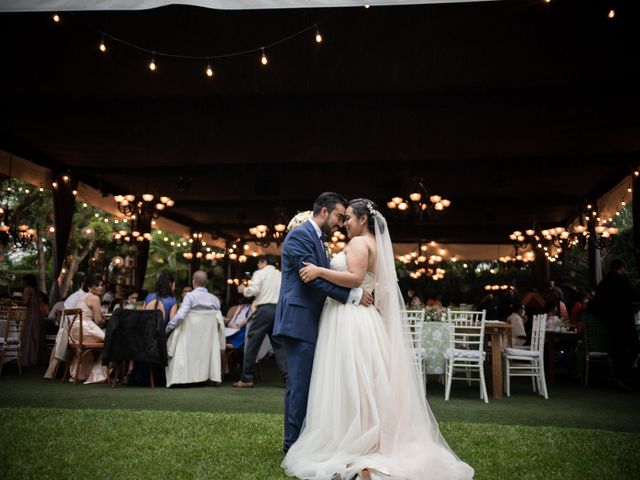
[
  {"x1": 608, "y1": 9, "x2": 615, "y2": 19},
  {"x1": 206, "y1": 64, "x2": 214, "y2": 77},
  {"x1": 99, "y1": 39, "x2": 107, "y2": 53},
  {"x1": 260, "y1": 49, "x2": 268, "y2": 66},
  {"x1": 52, "y1": 13, "x2": 60, "y2": 23},
  {"x1": 149, "y1": 55, "x2": 157, "y2": 71},
  {"x1": 315, "y1": 30, "x2": 323, "y2": 44}
]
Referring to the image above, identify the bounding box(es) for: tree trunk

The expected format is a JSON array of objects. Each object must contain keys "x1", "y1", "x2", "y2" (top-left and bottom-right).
[{"x1": 59, "y1": 237, "x2": 94, "y2": 297}]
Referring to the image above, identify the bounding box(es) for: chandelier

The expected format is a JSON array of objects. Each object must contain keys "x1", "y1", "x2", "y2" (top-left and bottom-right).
[
  {"x1": 114, "y1": 193, "x2": 174, "y2": 219},
  {"x1": 110, "y1": 215, "x2": 155, "y2": 244},
  {"x1": 0, "y1": 178, "x2": 37, "y2": 248},
  {"x1": 508, "y1": 205, "x2": 620, "y2": 262},
  {"x1": 396, "y1": 242, "x2": 449, "y2": 281},
  {"x1": 249, "y1": 208, "x2": 288, "y2": 247},
  {"x1": 386, "y1": 177, "x2": 451, "y2": 217}
]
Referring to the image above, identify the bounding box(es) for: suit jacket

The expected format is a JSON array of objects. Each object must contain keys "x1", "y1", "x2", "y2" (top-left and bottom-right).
[
  {"x1": 102, "y1": 309, "x2": 168, "y2": 366},
  {"x1": 274, "y1": 220, "x2": 350, "y2": 343}
]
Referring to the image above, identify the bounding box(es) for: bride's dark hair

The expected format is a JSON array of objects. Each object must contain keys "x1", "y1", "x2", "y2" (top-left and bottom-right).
[{"x1": 348, "y1": 198, "x2": 384, "y2": 234}]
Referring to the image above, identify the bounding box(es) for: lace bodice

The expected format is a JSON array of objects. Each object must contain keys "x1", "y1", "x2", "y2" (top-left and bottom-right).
[{"x1": 330, "y1": 251, "x2": 375, "y2": 292}]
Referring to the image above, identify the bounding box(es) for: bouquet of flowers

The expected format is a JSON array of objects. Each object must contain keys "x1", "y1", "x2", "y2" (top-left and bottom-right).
[{"x1": 287, "y1": 210, "x2": 313, "y2": 232}]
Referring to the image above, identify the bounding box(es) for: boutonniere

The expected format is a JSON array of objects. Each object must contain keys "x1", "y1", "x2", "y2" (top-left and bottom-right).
[{"x1": 323, "y1": 242, "x2": 332, "y2": 258}]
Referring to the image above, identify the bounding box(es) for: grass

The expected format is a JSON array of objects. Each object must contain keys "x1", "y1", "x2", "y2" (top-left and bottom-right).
[
  {"x1": 1, "y1": 408, "x2": 639, "y2": 479},
  {"x1": 1, "y1": 363, "x2": 640, "y2": 479}
]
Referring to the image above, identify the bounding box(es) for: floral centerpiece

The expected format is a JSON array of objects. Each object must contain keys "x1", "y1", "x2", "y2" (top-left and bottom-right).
[
  {"x1": 287, "y1": 210, "x2": 313, "y2": 232},
  {"x1": 424, "y1": 306, "x2": 446, "y2": 322}
]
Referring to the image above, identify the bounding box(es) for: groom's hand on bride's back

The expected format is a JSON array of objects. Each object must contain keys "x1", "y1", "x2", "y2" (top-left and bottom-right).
[{"x1": 360, "y1": 291, "x2": 374, "y2": 307}]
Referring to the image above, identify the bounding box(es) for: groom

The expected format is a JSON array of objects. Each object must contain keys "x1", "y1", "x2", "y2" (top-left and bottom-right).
[{"x1": 274, "y1": 192, "x2": 374, "y2": 453}]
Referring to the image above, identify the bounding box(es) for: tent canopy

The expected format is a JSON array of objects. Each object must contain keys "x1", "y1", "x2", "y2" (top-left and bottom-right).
[{"x1": 0, "y1": 0, "x2": 638, "y2": 246}]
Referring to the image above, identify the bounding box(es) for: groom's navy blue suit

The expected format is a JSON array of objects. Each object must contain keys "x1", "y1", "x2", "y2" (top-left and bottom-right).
[{"x1": 274, "y1": 220, "x2": 350, "y2": 451}]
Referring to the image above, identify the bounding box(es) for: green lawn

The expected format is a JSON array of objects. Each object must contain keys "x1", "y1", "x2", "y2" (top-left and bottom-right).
[{"x1": 1, "y1": 365, "x2": 639, "y2": 479}]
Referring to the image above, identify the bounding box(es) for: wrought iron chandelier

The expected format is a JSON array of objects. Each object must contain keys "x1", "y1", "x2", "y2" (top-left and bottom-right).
[
  {"x1": 386, "y1": 177, "x2": 451, "y2": 217},
  {"x1": 114, "y1": 193, "x2": 174, "y2": 219},
  {"x1": 249, "y1": 208, "x2": 288, "y2": 247}
]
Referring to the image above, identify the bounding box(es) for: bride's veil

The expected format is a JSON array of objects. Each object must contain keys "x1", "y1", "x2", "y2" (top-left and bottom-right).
[{"x1": 371, "y1": 207, "x2": 462, "y2": 462}]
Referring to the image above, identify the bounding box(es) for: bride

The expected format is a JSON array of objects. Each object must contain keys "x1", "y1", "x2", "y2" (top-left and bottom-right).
[{"x1": 282, "y1": 198, "x2": 474, "y2": 480}]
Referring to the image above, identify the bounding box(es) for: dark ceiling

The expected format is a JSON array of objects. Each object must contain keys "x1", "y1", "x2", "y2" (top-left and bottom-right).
[{"x1": 1, "y1": 0, "x2": 639, "y2": 243}]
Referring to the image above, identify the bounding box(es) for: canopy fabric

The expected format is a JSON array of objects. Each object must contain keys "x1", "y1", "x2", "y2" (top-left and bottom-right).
[
  {"x1": 1, "y1": 1, "x2": 637, "y2": 246},
  {"x1": 0, "y1": 0, "x2": 495, "y2": 13}
]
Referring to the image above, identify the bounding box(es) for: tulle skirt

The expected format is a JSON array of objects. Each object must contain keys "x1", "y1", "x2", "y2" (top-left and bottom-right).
[{"x1": 282, "y1": 300, "x2": 474, "y2": 480}]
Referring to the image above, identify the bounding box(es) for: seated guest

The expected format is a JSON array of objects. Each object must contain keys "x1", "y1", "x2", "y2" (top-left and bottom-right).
[
  {"x1": 68, "y1": 275, "x2": 108, "y2": 384},
  {"x1": 64, "y1": 277, "x2": 88, "y2": 309},
  {"x1": 180, "y1": 285, "x2": 193, "y2": 304},
  {"x1": 144, "y1": 272, "x2": 178, "y2": 328},
  {"x1": 48, "y1": 297, "x2": 66, "y2": 325},
  {"x1": 102, "y1": 283, "x2": 116, "y2": 305},
  {"x1": 124, "y1": 288, "x2": 139, "y2": 308},
  {"x1": 407, "y1": 295, "x2": 424, "y2": 310},
  {"x1": 569, "y1": 290, "x2": 589, "y2": 331},
  {"x1": 425, "y1": 295, "x2": 442, "y2": 309},
  {"x1": 225, "y1": 296, "x2": 253, "y2": 348},
  {"x1": 166, "y1": 271, "x2": 220, "y2": 336},
  {"x1": 506, "y1": 304, "x2": 528, "y2": 347}
]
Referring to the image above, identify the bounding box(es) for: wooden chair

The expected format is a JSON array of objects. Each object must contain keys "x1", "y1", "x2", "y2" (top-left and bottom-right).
[
  {"x1": 0, "y1": 307, "x2": 27, "y2": 375},
  {"x1": 503, "y1": 314, "x2": 548, "y2": 399},
  {"x1": 444, "y1": 309, "x2": 488, "y2": 403},
  {"x1": 582, "y1": 313, "x2": 613, "y2": 387},
  {"x1": 62, "y1": 308, "x2": 104, "y2": 385}
]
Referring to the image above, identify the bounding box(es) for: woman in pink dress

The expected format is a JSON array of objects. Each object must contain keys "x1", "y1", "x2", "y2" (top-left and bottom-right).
[{"x1": 69, "y1": 275, "x2": 107, "y2": 384}]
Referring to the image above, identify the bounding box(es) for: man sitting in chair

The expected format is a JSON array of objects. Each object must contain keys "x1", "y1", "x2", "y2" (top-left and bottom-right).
[{"x1": 165, "y1": 271, "x2": 220, "y2": 336}]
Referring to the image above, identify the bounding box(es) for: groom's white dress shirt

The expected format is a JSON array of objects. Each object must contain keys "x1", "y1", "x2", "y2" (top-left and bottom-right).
[{"x1": 308, "y1": 220, "x2": 363, "y2": 305}]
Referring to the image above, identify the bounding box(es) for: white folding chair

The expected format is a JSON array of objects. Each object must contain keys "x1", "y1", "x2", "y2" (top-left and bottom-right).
[
  {"x1": 444, "y1": 309, "x2": 488, "y2": 403},
  {"x1": 503, "y1": 314, "x2": 548, "y2": 399},
  {"x1": 401, "y1": 309, "x2": 426, "y2": 391}
]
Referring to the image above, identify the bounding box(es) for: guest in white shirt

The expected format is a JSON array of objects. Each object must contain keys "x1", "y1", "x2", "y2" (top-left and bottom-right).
[
  {"x1": 506, "y1": 304, "x2": 528, "y2": 347},
  {"x1": 63, "y1": 277, "x2": 88, "y2": 310},
  {"x1": 233, "y1": 255, "x2": 288, "y2": 388},
  {"x1": 165, "y1": 271, "x2": 220, "y2": 335}
]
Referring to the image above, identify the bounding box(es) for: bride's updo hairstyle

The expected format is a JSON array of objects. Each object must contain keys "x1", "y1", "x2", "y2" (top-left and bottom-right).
[{"x1": 348, "y1": 198, "x2": 385, "y2": 234}]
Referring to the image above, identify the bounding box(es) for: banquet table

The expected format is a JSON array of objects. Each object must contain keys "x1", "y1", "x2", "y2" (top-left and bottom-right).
[
  {"x1": 422, "y1": 320, "x2": 512, "y2": 399},
  {"x1": 484, "y1": 321, "x2": 512, "y2": 399}
]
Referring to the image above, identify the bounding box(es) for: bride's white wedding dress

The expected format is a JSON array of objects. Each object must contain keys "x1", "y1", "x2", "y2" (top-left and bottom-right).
[{"x1": 282, "y1": 249, "x2": 474, "y2": 480}]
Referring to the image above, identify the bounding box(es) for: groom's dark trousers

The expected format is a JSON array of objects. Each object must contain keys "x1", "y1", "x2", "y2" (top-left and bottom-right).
[
  {"x1": 282, "y1": 337, "x2": 316, "y2": 450},
  {"x1": 273, "y1": 220, "x2": 350, "y2": 452}
]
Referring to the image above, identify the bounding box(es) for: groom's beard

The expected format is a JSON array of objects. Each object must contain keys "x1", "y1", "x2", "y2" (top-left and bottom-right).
[{"x1": 320, "y1": 221, "x2": 334, "y2": 237}]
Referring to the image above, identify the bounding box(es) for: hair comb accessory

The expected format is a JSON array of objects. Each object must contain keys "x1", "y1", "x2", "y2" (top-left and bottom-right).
[{"x1": 366, "y1": 202, "x2": 380, "y2": 217}]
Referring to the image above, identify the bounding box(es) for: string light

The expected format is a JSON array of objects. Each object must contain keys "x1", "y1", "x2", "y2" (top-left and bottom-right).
[
  {"x1": 52, "y1": 13, "x2": 60, "y2": 23},
  {"x1": 51, "y1": 14, "x2": 324, "y2": 78}
]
